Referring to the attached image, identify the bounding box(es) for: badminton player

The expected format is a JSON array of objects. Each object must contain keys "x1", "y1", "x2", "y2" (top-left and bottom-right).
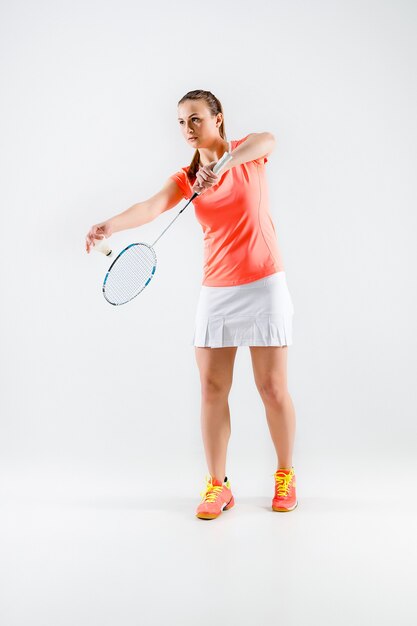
[{"x1": 85, "y1": 89, "x2": 298, "y2": 519}]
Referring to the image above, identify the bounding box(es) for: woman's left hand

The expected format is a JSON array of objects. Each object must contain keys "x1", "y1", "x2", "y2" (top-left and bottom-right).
[{"x1": 192, "y1": 161, "x2": 219, "y2": 195}]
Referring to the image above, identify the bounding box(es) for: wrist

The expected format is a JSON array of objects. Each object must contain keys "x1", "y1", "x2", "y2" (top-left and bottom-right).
[
  {"x1": 222, "y1": 153, "x2": 234, "y2": 173},
  {"x1": 107, "y1": 217, "x2": 119, "y2": 234}
]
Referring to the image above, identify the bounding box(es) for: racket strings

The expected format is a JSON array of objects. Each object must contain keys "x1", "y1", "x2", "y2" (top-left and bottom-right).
[{"x1": 103, "y1": 244, "x2": 156, "y2": 305}]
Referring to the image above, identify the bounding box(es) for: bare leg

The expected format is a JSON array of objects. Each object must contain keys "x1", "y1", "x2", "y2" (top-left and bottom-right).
[
  {"x1": 194, "y1": 346, "x2": 238, "y2": 481},
  {"x1": 249, "y1": 346, "x2": 296, "y2": 469}
]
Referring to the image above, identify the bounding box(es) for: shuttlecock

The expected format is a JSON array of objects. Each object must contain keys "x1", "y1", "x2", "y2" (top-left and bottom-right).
[{"x1": 92, "y1": 236, "x2": 112, "y2": 256}]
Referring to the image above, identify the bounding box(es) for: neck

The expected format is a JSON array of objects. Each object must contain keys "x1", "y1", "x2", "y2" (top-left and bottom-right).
[{"x1": 198, "y1": 138, "x2": 229, "y2": 167}]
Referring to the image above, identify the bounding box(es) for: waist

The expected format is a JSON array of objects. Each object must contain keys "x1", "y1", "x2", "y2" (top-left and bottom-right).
[{"x1": 202, "y1": 270, "x2": 286, "y2": 290}]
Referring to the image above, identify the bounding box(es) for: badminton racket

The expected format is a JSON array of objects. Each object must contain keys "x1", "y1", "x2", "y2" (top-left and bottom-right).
[{"x1": 94, "y1": 150, "x2": 233, "y2": 305}]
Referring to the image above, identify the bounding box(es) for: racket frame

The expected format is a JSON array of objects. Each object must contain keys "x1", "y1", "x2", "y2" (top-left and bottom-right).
[{"x1": 102, "y1": 242, "x2": 157, "y2": 306}]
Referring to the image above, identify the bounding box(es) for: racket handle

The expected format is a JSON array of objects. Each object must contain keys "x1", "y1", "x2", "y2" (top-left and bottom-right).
[
  {"x1": 192, "y1": 151, "x2": 233, "y2": 199},
  {"x1": 213, "y1": 151, "x2": 233, "y2": 175},
  {"x1": 92, "y1": 236, "x2": 112, "y2": 256}
]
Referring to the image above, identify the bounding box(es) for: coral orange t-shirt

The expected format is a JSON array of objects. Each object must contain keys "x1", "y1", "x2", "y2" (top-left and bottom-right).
[{"x1": 169, "y1": 134, "x2": 285, "y2": 286}]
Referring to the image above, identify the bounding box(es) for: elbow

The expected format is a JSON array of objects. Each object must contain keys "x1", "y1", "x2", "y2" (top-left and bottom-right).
[
  {"x1": 266, "y1": 131, "x2": 276, "y2": 144},
  {"x1": 263, "y1": 132, "x2": 276, "y2": 155}
]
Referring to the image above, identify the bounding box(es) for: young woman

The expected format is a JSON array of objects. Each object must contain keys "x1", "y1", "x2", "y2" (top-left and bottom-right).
[{"x1": 85, "y1": 89, "x2": 297, "y2": 520}]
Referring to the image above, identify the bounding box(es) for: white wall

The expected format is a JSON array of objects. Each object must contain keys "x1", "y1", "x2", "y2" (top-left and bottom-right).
[{"x1": 1, "y1": 0, "x2": 416, "y2": 499}]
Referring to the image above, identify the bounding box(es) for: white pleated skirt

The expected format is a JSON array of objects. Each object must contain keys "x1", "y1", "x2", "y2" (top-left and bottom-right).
[{"x1": 191, "y1": 271, "x2": 295, "y2": 348}]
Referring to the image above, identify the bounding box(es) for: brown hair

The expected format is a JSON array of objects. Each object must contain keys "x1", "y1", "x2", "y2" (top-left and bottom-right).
[{"x1": 177, "y1": 90, "x2": 227, "y2": 183}]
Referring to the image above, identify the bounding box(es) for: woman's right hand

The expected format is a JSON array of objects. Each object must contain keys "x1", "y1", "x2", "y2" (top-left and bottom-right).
[
  {"x1": 192, "y1": 161, "x2": 219, "y2": 195},
  {"x1": 85, "y1": 221, "x2": 113, "y2": 253}
]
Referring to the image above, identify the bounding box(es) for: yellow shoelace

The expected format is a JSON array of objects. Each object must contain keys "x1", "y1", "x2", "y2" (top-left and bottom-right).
[
  {"x1": 200, "y1": 474, "x2": 223, "y2": 502},
  {"x1": 273, "y1": 469, "x2": 294, "y2": 497}
]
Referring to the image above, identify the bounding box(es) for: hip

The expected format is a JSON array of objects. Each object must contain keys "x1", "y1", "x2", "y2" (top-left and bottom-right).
[{"x1": 195, "y1": 271, "x2": 295, "y2": 319}]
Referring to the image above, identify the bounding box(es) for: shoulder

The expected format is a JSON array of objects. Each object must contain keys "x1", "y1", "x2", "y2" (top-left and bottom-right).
[
  {"x1": 169, "y1": 166, "x2": 192, "y2": 200},
  {"x1": 169, "y1": 165, "x2": 190, "y2": 181}
]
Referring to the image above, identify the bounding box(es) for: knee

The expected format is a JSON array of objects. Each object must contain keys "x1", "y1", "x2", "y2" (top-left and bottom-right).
[
  {"x1": 200, "y1": 377, "x2": 232, "y2": 401},
  {"x1": 257, "y1": 380, "x2": 288, "y2": 406}
]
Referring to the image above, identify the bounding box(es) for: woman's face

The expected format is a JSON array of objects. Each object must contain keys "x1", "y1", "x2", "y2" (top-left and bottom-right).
[{"x1": 177, "y1": 100, "x2": 222, "y2": 148}]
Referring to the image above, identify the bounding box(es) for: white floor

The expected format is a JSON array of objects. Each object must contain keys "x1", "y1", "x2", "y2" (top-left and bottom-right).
[{"x1": 1, "y1": 461, "x2": 415, "y2": 626}]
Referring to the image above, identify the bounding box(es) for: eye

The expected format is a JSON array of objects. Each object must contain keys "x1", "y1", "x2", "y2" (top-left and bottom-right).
[{"x1": 179, "y1": 117, "x2": 200, "y2": 125}]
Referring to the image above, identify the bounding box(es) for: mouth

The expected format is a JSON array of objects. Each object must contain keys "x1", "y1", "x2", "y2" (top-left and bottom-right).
[{"x1": 188, "y1": 137, "x2": 198, "y2": 141}]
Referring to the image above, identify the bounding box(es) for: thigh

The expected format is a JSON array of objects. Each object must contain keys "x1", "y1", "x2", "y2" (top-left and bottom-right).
[
  {"x1": 249, "y1": 346, "x2": 288, "y2": 395},
  {"x1": 194, "y1": 346, "x2": 238, "y2": 390}
]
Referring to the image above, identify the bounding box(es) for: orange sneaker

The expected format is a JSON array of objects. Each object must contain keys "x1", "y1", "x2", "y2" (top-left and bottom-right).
[
  {"x1": 272, "y1": 466, "x2": 298, "y2": 512},
  {"x1": 195, "y1": 474, "x2": 235, "y2": 520}
]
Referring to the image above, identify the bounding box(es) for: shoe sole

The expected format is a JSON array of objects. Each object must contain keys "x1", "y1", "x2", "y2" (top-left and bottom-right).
[
  {"x1": 196, "y1": 496, "x2": 235, "y2": 520},
  {"x1": 272, "y1": 500, "x2": 298, "y2": 512}
]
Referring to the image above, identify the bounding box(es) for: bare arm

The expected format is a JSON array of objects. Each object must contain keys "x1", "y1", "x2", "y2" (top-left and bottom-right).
[
  {"x1": 85, "y1": 177, "x2": 184, "y2": 252},
  {"x1": 109, "y1": 178, "x2": 184, "y2": 233},
  {"x1": 222, "y1": 132, "x2": 276, "y2": 172}
]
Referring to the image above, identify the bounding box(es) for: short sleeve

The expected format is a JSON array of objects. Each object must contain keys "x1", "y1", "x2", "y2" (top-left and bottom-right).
[
  {"x1": 169, "y1": 168, "x2": 192, "y2": 200},
  {"x1": 233, "y1": 134, "x2": 269, "y2": 165},
  {"x1": 254, "y1": 155, "x2": 268, "y2": 165}
]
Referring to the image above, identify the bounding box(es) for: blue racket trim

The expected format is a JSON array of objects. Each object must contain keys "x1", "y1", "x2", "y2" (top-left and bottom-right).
[{"x1": 102, "y1": 243, "x2": 157, "y2": 306}]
